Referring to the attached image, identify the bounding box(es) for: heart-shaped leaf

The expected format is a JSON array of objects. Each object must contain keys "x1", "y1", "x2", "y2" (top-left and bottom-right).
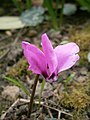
[{"x1": 20, "y1": 6, "x2": 45, "y2": 26}]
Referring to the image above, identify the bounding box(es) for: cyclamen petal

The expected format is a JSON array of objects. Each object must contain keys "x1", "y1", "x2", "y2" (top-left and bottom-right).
[
  {"x1": 59, "y1": 54, "x2": 79, "y2": 72},
  {"x1": 42, "y1": 33, "x2": 58, "y2": 75},
  {"x1": 54, "y1": 42, "x2": 80, "y2": 72},
  {"x1": 22, "y1": 41, "x2": 48, "y2": 77}
]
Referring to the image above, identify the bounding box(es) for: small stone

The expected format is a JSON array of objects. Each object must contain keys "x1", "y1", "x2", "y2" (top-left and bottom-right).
[
  {"x1": 80, "y1": 67, "x2": 87, "y2": 75},
  {"x1": 1, "y1": 86, "x2": 19, "y2": 101},
  {"x1": 5, "y1": 31, "x2": 12, "y2": 36},
  {"x1": 77, "y1": 76, "x2": 88, "y2": 83}
]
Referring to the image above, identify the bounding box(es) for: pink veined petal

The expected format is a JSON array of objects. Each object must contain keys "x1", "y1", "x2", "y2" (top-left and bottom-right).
[
  {"x1": 22, "y1": 41, "x2": 47, "y2": 76},
  {"x1": 54, "y1": 42, "x2": 80, "y2": 72},
  {"x1": 41, "y1": 33, "x2": 58, "y2": 75},
  {"x1": 59, "y1": 54, "x2": 79, "y2": 72}
]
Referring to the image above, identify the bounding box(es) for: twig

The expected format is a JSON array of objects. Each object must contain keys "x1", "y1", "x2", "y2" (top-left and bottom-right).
[
  {"x1": 12, "y1": 29, "x2": 23, "y2": 46},
  {"x1": 0, "y1": 29, "x2": 24, "y2": 62},
  {"x1": 0, "y1": 28, "x2": 26, "y2": 42},
  {"x1": 20, "y1": 98, "x2": 72, "y2": 118},
  {"x1": 20, "y1": 98, "x2": 44, "y2": 105},
  {"x1": 45, "y1": 98, "x2": 53, "y2": 118},
  {"x1": 0, "y1": 44, "x2": 11, "y2": 50},
  {"x1": 1, "y1": 98, "x2": 72, "y2": 120},
  {"x1": 0, "y1": 48, "x2": 10, "y2": 62},
  {"x1": 0, "y1": 35, "x2": 11, "y2": 41},
  {"x1": 58, "y1": 111, "x2": 61, "y2": 120},
  {"x1": 1, "y1": 99, "x2": 20, "y2": 120}
]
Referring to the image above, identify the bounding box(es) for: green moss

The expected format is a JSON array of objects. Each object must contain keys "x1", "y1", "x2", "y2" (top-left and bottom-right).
[
  {"x1": 61, "y1": 90, "x2": 90, "y2": 111},
  {"x1": 79, "y1": 52, "x2": 88, "y2": 66},
  {"x1": 60, "y1": 78, "x2": 90, "y2": 120},
  {"x1": 6, "y1": 57, "x2": 30, "y2": 78}
]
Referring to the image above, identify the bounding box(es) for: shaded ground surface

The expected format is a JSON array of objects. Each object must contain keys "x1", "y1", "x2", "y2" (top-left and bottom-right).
[{"x1": 0, "y1": 10, "x2": 90, "y2": 120}]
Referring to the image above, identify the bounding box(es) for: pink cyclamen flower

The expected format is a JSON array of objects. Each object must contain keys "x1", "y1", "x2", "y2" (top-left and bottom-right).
[{"x1": 22, "y1": 33, "x2": 79, "y2": 82}]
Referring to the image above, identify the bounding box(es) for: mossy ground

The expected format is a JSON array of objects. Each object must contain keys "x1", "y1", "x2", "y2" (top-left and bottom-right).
[
  {"x1": 6, "y1": 57, "x2": 30, "y2": 78},
  {"x1": 69, "y1": 22, "x2": 90, "y2": 66},
  {"x1": 60, "y1": 79, "x2": 90, "y2": 119}
]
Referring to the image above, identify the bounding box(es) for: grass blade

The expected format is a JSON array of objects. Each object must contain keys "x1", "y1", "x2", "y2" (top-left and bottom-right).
[
  {"x1": 4, "y1": 76, "x2": 30, "y2": 96},
  {"x1": 26, "y1": 0, "x2": 32, "y2": 9},
  {"x1": 56, "y1": 0, "x2": 60, "y2": 15},
  {"x1": 64, "y1": 73, "x2": 75, "y2": 91},
  {"x1": 44, "y1": 0, "x2": 58, "y2": 29},
  {"x1": 39, "y1": 79, "x2": 45, "y2": 107},
  {"x1": 12, "y1": 0, "x2": 22, "y2": 13}
]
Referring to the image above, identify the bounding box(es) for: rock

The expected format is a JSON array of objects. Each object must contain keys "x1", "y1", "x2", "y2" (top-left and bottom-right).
[
  {"x1": 80, "y1": 67, "x2": 87, "y2": 75},
  {"x1": 77, "y1": 76, "x2": 88, "y2": 83},
  {"x1": 1, "y1": 86, "x2": 19, "y2": 101}
]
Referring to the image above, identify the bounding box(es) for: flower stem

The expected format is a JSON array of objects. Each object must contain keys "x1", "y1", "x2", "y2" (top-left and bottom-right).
[{"x1": 27, "y1": 74, "x2": 39, "y2": 118}]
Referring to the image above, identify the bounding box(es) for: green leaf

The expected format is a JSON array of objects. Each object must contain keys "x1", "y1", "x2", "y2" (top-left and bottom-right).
[
  {"x1": 76, "y1": 0, "x2": 90, "y2": 12},
  {"x1": 26, "y1": 0, "x2": 32, "y2": 9},
  {"x1": 0, "y1": 17, "x2": 25, "y2": 30},
  {"x1": 39, "y1": 79, "x2": 45, "y2": 107},
  {"x1": 4, "y1": 76, "x2": 30, "y2": 97},
  {"x1": 44, "y1": 0, "x2": 58, "y2": 29},
  {"x1": 20, "y1": 6, "x2": 45, "y2": 26},
  {"x1": 12, "y1": 0, "x2": 22, "y2": 13},
  {"x1": 64, "y1": 73, "x2": 75, "y2": 91}
]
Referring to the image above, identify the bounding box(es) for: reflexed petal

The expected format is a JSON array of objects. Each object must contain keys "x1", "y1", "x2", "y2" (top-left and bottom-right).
[
  {"x1": 59, "y1": 54, "x2": 79, "y2": 72},
  {"x1": 41, "y1": 33, "x2": 58, "y2": 75},
  {"x1": 22, "y1": 41, "x2": 47, "y2": 76},
  {"x1": 54, "y1": 42, "x2": 80, "y2": 72}
]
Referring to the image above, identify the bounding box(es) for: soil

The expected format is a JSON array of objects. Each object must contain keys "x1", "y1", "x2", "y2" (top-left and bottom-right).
[{"x1": 0, "y1": 5, "x2": 90, "y2": 120}]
